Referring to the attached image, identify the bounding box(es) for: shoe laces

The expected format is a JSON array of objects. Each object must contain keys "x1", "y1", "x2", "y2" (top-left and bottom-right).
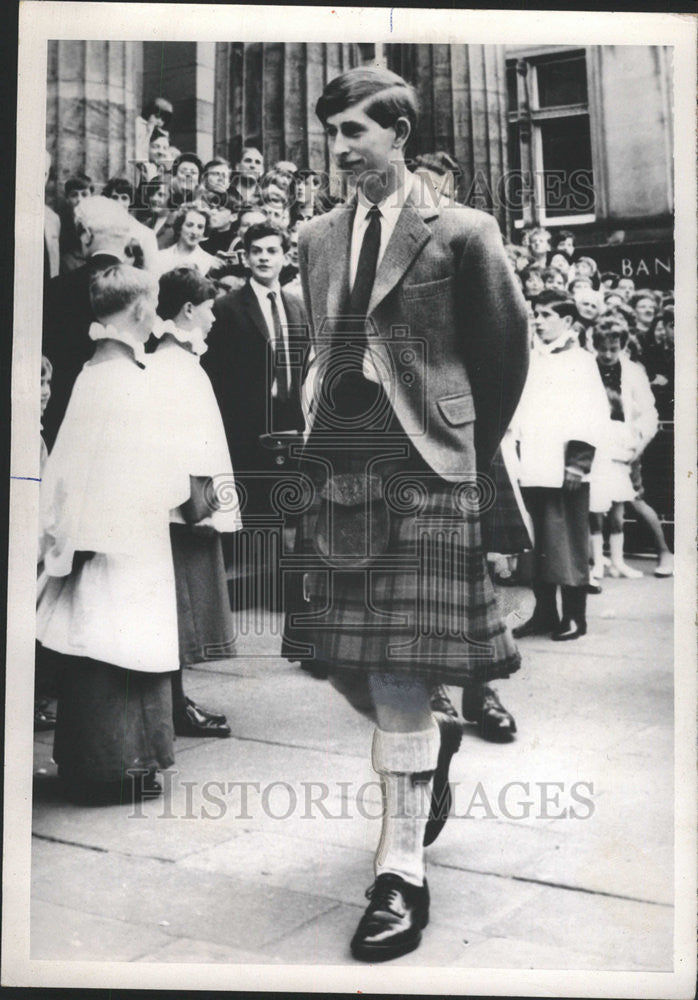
[{"x1": 365, "y1": 880, "x2": 403, "y2": 914}]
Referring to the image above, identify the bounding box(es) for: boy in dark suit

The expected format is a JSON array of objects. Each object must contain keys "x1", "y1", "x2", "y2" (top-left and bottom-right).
[
  {"x1": 203, "y1": 223, "x2": 308, "y2": 613},
  {"x1": 288, "y1": 67, "x2": 529, "y2": 961}
]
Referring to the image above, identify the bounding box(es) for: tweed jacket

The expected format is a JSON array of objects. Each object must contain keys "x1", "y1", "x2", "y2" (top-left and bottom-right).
[{"x1": 298, "y1": 184, "x2": 529, "y2": 480}]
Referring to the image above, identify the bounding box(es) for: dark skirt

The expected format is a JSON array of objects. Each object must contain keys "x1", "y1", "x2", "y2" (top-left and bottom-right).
[
  {"x1": 170, "y1": 524, "x2": 236, "y2": 664},
  {"x1": 283, "y1": 481, "x2": 521, "y2": 686},
  {"x1": 52, "y1": 652, "x2": 174, "y2": 785},
  {"x1": 521, "y1": 485, "x2": 590, "y2": 587}
]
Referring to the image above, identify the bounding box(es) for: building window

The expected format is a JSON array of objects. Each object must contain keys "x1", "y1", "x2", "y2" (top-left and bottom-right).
[{"x1": 507, "y1": 49, "x2": 595, "y2": 228}]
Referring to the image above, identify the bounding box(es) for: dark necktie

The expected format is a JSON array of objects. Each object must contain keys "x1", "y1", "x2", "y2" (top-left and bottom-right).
[
  {"x1": 349, "y1": 204, "x2": 382, "y2": 317},
  {"x1": 267, "y1": 290, "x2": 290, "y2": 400}
]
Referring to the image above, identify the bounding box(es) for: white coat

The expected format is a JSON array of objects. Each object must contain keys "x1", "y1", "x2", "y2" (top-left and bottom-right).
[{"x1": 511, "y1": 331, "x2": 609, "y2": 489}]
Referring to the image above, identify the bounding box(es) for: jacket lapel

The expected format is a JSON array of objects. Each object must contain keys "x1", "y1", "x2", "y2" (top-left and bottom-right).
[
  {"x1": 241, "y1": 281, "x2": 271, "y2": 342},
  {"x1": 367, "y1": 191, "x2": 437, "y2": 317},
  {"x1": 317, "y1": 203, "x2": 353, "y2": 323}
]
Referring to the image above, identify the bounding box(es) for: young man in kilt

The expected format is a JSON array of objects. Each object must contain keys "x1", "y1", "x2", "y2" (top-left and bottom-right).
[{"x1": 291, "y1": 67, "x2": 529, "y2": 961}]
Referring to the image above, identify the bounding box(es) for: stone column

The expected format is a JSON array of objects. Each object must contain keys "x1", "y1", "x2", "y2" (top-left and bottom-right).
[
  {"x1": 46, "y1": 40, "x2": 141, "y2": 192},
  {"x1": 213, "y1": 43, "x2": 360, "y2": 174},
  {"x1": 387, "y1": 43, "x2": 511, "y2": 231}
]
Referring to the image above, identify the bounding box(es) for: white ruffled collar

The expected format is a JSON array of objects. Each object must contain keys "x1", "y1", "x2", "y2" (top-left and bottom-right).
[
  {"x1": 153, "y1": 318, "x2": 208, "y2": 357},
  {"x1": 88, "y1": 322, "x2": 147, "y2": 368}
]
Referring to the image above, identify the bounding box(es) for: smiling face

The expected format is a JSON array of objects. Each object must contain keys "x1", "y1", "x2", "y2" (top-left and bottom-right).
[
  {"x1": 324, "y1": 97, "x2": 405, "y2": 199},
  {"x1": 179, "y1": 210, "x2": 207, "y2": 249},
  {"x1": 524, "y1": 271, "x2": 544, "y2": 298},
  {"x1": 149, "y1": 136, "x2": 170, "y2": 166},
  {"x1": 148, "y1": 184, "x2": 168, "y2": 214},
  {"x1": 246, "y1": 234, "x2": 286, "y2": 286}
]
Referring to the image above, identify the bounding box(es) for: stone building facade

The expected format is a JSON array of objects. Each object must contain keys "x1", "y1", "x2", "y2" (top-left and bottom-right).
[{"x1": 46, "y1": 40, "x2": 674, "y2": 248}]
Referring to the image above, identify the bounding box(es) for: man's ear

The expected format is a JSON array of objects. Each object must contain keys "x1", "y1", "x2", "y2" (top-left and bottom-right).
[
  {"x1": 392, "y1": 116, "x2": 411, "y2": 149},
  {"x1": 78, "y1": 224, "x2": 93, "y2": 250},
  {"x1": 561, "y1": 313, "x2": 574, "y2": 328}
]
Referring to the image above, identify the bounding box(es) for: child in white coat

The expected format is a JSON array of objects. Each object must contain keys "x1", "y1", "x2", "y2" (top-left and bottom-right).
[
  {"x1": 150, "y1": 266, "x2": 242, "y2": 737},
  {"x1": 511, "y1": 290, "x2": 609, "y2": 640},
  {"x1": 589, "y1": 314, "x2": 659, "y2": 582},
  {"x1": 37, "y1": 264, "x2": 189, "y2": 803}
]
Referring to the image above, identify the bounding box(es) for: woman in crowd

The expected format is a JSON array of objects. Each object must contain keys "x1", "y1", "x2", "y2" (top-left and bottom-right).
[
  {"x1": 36, "y1": 264, "x2": 187, "y2": 803},
  {"x1": 169, "y1": 153, "x2": 203, "y2": 208},
  {"x1": 630, "y1": 289, "x2": 658, "y2": 350},
  {"x1": 154, "y1": 205, "x2": 215, "y2": 277},
  {"x1": 135, "y1": 178, "x2": 176, "y2": 249}
]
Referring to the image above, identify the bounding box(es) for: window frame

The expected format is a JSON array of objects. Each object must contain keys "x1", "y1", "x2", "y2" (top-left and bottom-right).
[{"x1": 508, "y1": 47, "x2": 597, "y2": 229}]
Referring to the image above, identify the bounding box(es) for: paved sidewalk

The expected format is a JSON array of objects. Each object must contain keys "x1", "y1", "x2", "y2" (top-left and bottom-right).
[{"x1": 31, "y1": 562, "x2": 674, "y2": 970}]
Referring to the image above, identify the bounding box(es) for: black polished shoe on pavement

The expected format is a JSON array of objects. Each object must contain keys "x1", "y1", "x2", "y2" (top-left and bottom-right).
[
  {"x1": 512, "y1": 614, "x2": 560, "y2": 639},
  {"x1": 551, "y1": 620, "x2": 587, "y2": 641},
  {"x1": 424, "y1": 704, "x2": 462, "y2": 847},
  {"x1": 173, "y1": 701, "x2": 231, "y2": 737},
  {"x1": 350, "y1": 873, "x2": 430, "y2": 962},
  {"x1": 461, "y1": 684, "x2": 517, "y2": 743},
  {"x1": 184, "y1": 697, "x2": 227, "y2": 725}
]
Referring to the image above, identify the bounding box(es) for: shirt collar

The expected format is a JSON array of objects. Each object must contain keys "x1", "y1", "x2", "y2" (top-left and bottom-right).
[
  {"x1": 355, "y1": 170, "x2": 414, "y2": 229},
  {"x1": 250, "y1": 276, "x2": 282, "y2": 300}
]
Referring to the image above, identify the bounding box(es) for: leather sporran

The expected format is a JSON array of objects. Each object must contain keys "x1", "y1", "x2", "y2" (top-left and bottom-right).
[{"x1": 314, "y1": 473, "x2": 390, "y2": 567}]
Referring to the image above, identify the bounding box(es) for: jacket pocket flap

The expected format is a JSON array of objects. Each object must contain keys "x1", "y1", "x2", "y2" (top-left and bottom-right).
[{"x1": 437, "y1": 394, "x2": 476, "y2": 426}]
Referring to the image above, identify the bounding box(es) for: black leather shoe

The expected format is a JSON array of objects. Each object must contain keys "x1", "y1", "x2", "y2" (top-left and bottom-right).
[
  {"x1": 512, "y1": 615, "x2": 560, "y2": 639},
  {"x1": 185, "y1": 697, "x2": 227, "y2": 725},
  {"x1": 173, "y1": 701, "x2": 231, "y2": 737},
  {"x1": 350, "y1": 873, "x2": 429, "y2": 962},
  {"x1": 461, "y1": 684, "x2": 517, "y2": 743},
  {"x1": 424, "y1": 710, "x2": 462, "y2": 846},
  {"x1": 551, "y1": 620, "x2": 587, "y2": 641}
]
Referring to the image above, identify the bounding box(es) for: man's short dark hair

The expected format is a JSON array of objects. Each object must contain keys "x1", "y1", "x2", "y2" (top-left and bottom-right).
[
  {"x1": 157, "y1": 266, "x2": 217, "y2": 320},
  {"x1": 556, "y1": 229, "x2": 575, "y2": 243},
  {"x1": 65, "y1": 174, "x2": 94, "y2": 196},
  {"x1": 171, "y1": 152, "x2": 203, "y2": 179},
  {"x1": 243, "y1": 221, "x2": 290, "y2": 254},
  {"x1": 600, "y1": 271, "x2": 620, "y2": 287},
  {"x1": 316, "y1": 67, "x2": 418, "y2": 137},
  {"x1": 204, "y1": 156, "x2": 231, "y2": 175},
  {"x1": 103, "y1": 177, "x2": 134, "y2": 203},
  {"x1": 535, "y1": 288, "x2": 577, "y2": 319}
]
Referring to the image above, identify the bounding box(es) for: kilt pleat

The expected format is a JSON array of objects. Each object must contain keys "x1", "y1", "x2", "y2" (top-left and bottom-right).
[{"x1": 284, "y1": 484, "x2": 521, "y2": 686}]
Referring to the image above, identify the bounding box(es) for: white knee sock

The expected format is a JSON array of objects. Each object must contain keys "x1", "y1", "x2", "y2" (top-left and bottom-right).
[
  {"x1": 371, "y1": 723, "x2": 440, "y2": 887},
  {"x1": 590, "y1": 532, "x2": 605, "y2": 579}
]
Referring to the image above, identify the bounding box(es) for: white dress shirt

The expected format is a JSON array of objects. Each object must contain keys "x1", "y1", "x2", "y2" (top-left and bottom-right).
[
  {"x1": 349, "y1": 171, "x2": 415, "y2": 382},
  {"x1": 250, "y1": 277, "x2": 290, "y2": 397},
  {"x1": 349, "y1": 170, "x2": 415, "y2": 289}
]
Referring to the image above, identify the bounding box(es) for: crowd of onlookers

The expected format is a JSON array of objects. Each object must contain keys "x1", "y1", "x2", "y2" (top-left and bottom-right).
[
  {"x1": 503, "y1": 225, "x2": 674, "y2": 424},
  {"x1": 35, "y1": 94, "x2": 675, "y2": 793}
]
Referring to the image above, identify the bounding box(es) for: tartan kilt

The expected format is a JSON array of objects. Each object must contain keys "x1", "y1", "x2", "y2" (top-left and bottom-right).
[{"x1": 283, "y1": 481, "x2": 521, "y2": 687}]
